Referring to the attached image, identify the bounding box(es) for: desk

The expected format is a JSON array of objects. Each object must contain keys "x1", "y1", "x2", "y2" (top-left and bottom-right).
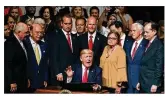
[{"x1": 35, "y1": 86, "x2": 109, "y2": 94}]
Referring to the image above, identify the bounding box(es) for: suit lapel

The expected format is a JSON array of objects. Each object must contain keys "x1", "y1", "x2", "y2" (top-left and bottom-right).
[
  {"x1": 132, "y1": 39, "x2": 145, "y2": 61},
  {"x1": 142, "y1": 37, "x2": 158, "y2": 61},
  {"x1": 88, "y1": 67, "x2": 95, "y2": 82},
  {"x1": 93, "y1": 33, "x2": 100, "y2": 51},
  {"x1": 84, "y1": 33, "x2": 89, "y2": 49}
]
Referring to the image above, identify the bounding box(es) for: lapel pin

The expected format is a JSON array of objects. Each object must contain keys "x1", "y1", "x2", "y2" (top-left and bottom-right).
[
  {"x1": 97, "y1": 37, "x2": 99, "y2": 40},
  {"x1": 43, "y1": 51, "x2": 45, "y2": 53}
]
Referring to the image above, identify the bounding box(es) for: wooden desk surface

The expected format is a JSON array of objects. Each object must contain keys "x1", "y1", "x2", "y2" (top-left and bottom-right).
[{"x1": 35, "y1": 86, "x2": 109, "y2": 94}]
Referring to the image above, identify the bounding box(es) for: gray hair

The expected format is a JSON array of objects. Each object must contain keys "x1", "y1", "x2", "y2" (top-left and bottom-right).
[
  {"x1": 33, "y1": 18, "x2": 45, "y2": 25},
  {"x1": 15, "y1": 23, "x2": 26, "y2": 33},
  {"x1": 132, "y1": 22, "x2": 144, "y2": 32}
]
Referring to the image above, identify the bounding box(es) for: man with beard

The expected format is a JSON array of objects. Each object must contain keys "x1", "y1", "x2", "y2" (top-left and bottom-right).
[{"x1": 20, "y1": 6, "x2": 36, "y2": 23}]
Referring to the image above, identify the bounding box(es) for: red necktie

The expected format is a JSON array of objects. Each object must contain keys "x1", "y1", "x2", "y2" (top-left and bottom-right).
[
  {"x1": 88, "y1": 35, "x2": 93, "y2": 50},
  {"x1": 131, "y1": 42, "x2": 138, "y2": 59},
  {"x1": 145, "y1": 42, "x2": 151, "y2": 52},
  {"x1": 119, "y1": 39, "x2": 123, "y2": 46},
  {"x1": 66, "y1": 33, "x2": 72, "y2": 50},
  {"x1": 82, "y1": 68, "x2": 88, "y2": 83}
]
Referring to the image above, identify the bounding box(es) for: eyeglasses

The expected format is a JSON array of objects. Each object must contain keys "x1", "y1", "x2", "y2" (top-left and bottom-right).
[{"x1": 108, "y1": 37, "x2": 117, "y2": 40}]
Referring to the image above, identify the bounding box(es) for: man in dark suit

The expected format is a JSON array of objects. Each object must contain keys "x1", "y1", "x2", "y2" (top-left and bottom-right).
[
  {"x1": 137, "y1": 22, "x2": 164, "y2": 93},
  {"x1": 4, "y1": 22, "x2": 28, "y2": 93},
  {"x1": 110, "y1": 21, "x2": 133, "y2": 51},
  {"x1": 126, "y1": 23, "x2": 148, "y2": 93},
  {"x1": 48, "y1": 14, "x2": 79, "y2": 86},
  {"x1": 20, "y1": 6, "x2": 37, "y2": 23},
  {"x1": 66, "y1": 49, "x2": 102, "y2": 91},
  {"x1": 78, "y1": 16, "x2": 107, "y2": 66},
  {"x1": 75, "y1": 17, "x2": 86, "y2": 36},
  {"x1": 25, "y1": 24, "x2": 48, "y2": 92}
]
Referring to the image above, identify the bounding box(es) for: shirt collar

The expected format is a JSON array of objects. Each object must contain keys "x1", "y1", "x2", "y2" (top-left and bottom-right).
[
  {"x1": 88, "y1": 31, "x2": 96, "y2": 38},
  {"x1": 14, "y1": 33, "x2": 22, "y2": 43},
  {"x1": 135, "y1": 37, "x2": 143, "y2": 44},
  {"x1": 62, "y1": 29, "x2": 70, "y2": 35},
  {"x1": 29, "y1": 37, "x2": 37, "y2": 45},
  {"x1": 150, "y1": 36, "x2": 157, "y2": 43}
]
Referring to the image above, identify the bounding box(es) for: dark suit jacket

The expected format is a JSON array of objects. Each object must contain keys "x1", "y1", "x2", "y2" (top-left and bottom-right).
[
  {"x1": 139, "y1": 36, "x2": 164, "y2": 93},
  {"x1": 123, "y1": 35, "x2": 134, "y2": 52},
  {"x1": 78, "y1": 32, "x2": 107, "y2": 66},
  {"x1": 126, "y1": 38, "x2": 148, "y2": 88},
  {"x1": 4, "y1": 35, "x2": 28, "y2": 93},
  {"x1": 48, "y1": 29, "x2": 79, "y2": 85},
  {"x1": 70, "y1": 64, "x2": 102, "y2": 85},
  {"x1": 25, "y1": 37, "x2": 48, "y2": 89}
]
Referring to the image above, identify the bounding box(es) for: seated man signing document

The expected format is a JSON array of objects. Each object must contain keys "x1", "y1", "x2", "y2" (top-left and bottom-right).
[{"x1": 65, "y1": 49, "x2": 102, "y2": 91}]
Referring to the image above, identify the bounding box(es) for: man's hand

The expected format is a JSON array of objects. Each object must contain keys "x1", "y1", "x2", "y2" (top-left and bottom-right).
[
  {"x1": 65, "y1": 66, "x2": 74, "y2": 77},
  {"x1": 150, "y1": 85, "x2": 157, "y2": 93},
  {"x1": 44, "y1": 81, "x2": 47, "y2": 87},
  {"x1": 28, "y1": 79, "x2": 30, "y2": 88},
  {"x1": 115, "y1": 86, "x2": 121, "y2": 94},
  {"x1": 10, "y1": 83, "x2": 17, "y2": 92},
  {"x1": 56, "y1": 74, "x2": 63, "y2": 81},
  {"x1": 92, "y1": 84, "x2": 101, "y2": 91},
  {"x1": 136, "y1": 83, "x2": 140, "y2": 91}
]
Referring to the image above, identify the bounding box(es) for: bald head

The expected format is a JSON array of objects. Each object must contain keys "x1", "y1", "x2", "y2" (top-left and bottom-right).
[{"x1": 87, "y1": 16, "x2": 97, "y2": 34}]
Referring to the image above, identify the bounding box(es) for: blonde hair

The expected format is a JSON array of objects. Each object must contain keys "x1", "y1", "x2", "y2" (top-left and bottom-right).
[{"x1": 80, "y1": 49, "x2": 93, "y2": 56}]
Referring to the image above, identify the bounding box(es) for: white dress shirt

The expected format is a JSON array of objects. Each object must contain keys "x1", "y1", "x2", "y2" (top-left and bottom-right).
[
  {"x1": 62, "y1": 29, "x2": 73, "y2": 49},
  {"x1": 88, "y1": 31, "x2": 97, "y2": 43},
  {"x1": 120, "y1": 33, "x2": 126, "y2": 48},
  {"x1": 131, "y1": 37, "x2": 143, "y2": 55},
  {"x1": 82, "y1": 64, "x2": 89, "y2": 80},
  {"x1": 29, "y1": 37, "x2": 42, "y2": 59}
]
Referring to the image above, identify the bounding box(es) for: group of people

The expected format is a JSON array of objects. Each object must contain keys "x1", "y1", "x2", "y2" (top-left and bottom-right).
[{"x1": 4, "y1": 6, "x2": 164, "y2": 94}]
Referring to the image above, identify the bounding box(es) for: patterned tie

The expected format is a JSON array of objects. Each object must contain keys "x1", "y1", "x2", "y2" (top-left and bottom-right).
[
  {"x1": 131, "y1": 42, "x2": 138, "y2": 59},
  {"x1": 34, "y1": 44, "x2": 40, "y2": 65},
  {"x1": 82, "y1": 67, "x2": 88, "y2": 83},
  {"x1": 145, "y1": 42, "x2": 151, "y2": 52},
  {"x1": 66, "y1": 33, "x2": 72, "y2": 51},
  {"x1": 88, "y1": 35, "x2": 93, "y2": 50}
]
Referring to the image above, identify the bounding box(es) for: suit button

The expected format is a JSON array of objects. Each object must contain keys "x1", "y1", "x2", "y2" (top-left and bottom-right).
[{"x1": 38, "y1": 71, "x2": 39, "y2": 73}]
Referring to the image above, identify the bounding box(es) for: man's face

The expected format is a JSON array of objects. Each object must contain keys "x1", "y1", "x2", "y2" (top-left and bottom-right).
[
  {"x1": 18, "y1": 26, "x2": 28, "y2": 41},
  {"x1": 26, "y1": 6, "x2": 36, "y2": 15},
  {"x1": 130, "y1": 25, "x2": 141, "y2": 40},
  {"x1": 30, "y1": 25, "x2": 43, "y2": 42},
  {"x1": 144, "y1": 23, "x2": 156, "y2": 40},
  {"x1": 80, "y1": 53, "x2": 93, "y2": 68},
  {"x1": 87, "y1": 17, "x2": 97, "y2": 34},
  {"x1": 74, "y1": 7, "x2": 82, "y2": 17},
  {"x1": 76, "y1": 19, "x2": 86, "y2": 34},
  {"x1": 4, "y1": 25, "x2": 10, "y2": 36},
  {"x1": 90, "y1": 9, "x2": 99, "y2": 19},
  {"x1": 61, "y1": 17, "x2": 72, "y2": 32}
]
